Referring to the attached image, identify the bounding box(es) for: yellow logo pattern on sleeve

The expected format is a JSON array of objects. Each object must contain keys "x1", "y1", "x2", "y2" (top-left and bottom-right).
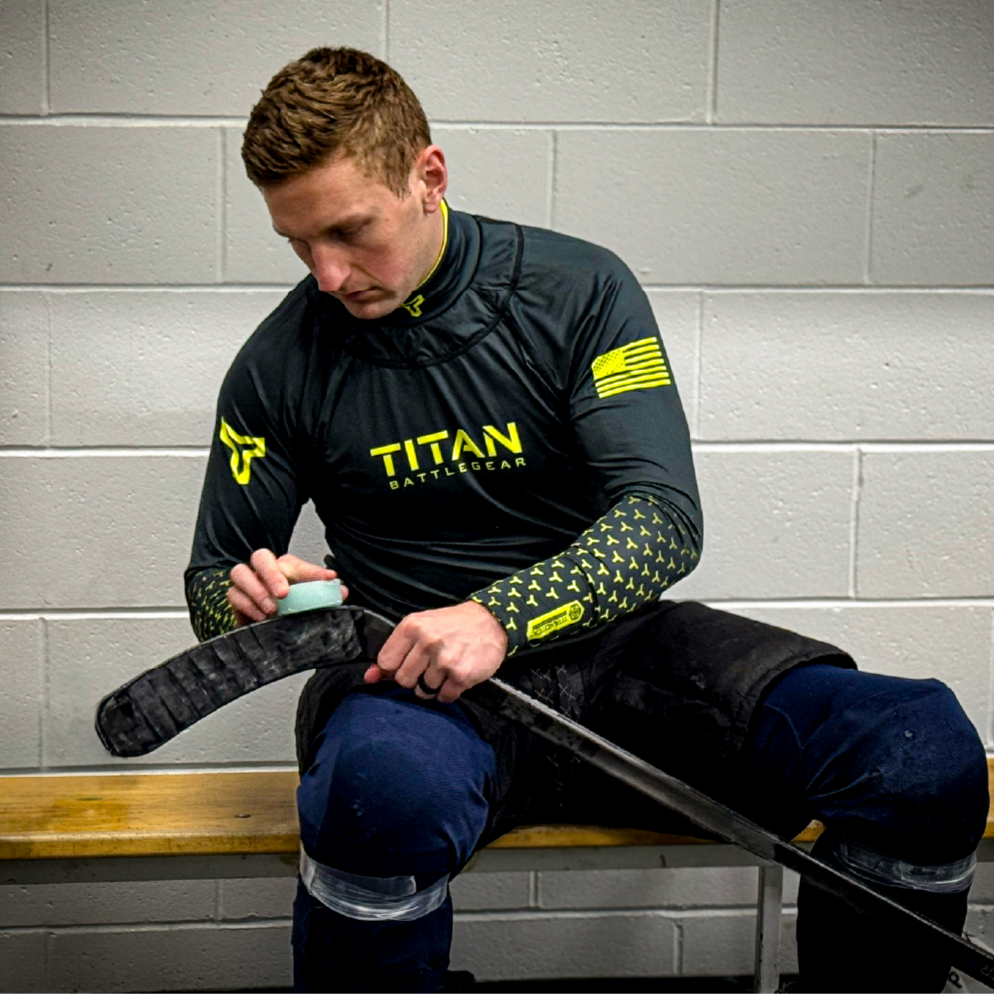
[
  {"x1": 187, "y1": 566, "x2": 237, "y2": 643},
  {"x1": 219, "y1": 418, "x2": 266, "y2": 486},
  {"x1": 591, "y1": 337, "x2": 671, "y2": 399},
  {"x1": 526, "y1": 601, "x2": 585, "y2": 641},
  {"x1": 472, "y1": 495, "x2": 697, "y2": 653}
]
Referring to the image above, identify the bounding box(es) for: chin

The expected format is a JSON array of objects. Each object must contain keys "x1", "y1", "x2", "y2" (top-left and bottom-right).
[
  {"x1": 337, "y1": 292, "x2": 400, "y2": 321},
  {"x1": 346, "y1": 300, "x2": 398, "y2": 320}
]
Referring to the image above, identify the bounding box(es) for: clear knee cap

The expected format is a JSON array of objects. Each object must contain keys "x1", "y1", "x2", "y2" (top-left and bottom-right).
[
  {"x1": 827, "y1": 834, "x2": 976, "y2": 894},
  {"x1": 300, "y1": 847, "x2": 449, "y2": 921}
]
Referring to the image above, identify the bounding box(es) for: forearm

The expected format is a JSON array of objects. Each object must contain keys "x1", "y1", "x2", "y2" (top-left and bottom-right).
[
  {"x1": 185, "y1": 566, "x2": 238, "y2": 642},
  {"x1": 469, "y1": 493, "x2": 700, "y2": 655}
]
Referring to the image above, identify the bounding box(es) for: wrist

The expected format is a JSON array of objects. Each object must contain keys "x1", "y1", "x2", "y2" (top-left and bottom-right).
[{"x1": 465, "y1": 598, "x2": 509, "y2": 653}]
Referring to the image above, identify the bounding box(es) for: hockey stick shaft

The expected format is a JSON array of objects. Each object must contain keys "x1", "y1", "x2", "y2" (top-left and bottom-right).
[{"x1": 470, "y1": 677, "x2": 994, "y2": 985}]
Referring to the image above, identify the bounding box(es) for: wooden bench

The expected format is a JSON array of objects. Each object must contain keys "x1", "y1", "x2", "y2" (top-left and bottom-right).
[{"x1": 3, "y1": 766, "x2": 992, "y2": 992}]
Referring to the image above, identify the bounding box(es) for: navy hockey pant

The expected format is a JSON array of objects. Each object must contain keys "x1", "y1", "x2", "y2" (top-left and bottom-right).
[{"x1": 292, "y1": 666, "x2": 988, "y2": 992}]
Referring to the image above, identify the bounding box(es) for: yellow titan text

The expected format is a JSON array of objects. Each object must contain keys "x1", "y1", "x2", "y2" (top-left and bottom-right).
[{"x1": 370, "y1": 422, "x2": 523, "y2": 477}]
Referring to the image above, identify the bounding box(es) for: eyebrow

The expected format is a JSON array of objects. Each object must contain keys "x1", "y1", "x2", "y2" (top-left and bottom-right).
[{"x1": 272, "y1": 214, "x2": 372, "y2": 239}]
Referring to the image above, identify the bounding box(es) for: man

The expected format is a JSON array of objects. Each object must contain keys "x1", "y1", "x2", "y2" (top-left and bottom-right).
[{"x1": 186, "y1": 47, "x2": 987, "y2": 993}]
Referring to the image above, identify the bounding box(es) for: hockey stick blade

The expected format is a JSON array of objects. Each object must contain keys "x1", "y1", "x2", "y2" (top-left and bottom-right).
[
  {"x1": 470, "y1": 677, "x2": 994, "y2": 986},
  {"x1": 95, "y1": 606, "x2": 391, "y2": 757}
]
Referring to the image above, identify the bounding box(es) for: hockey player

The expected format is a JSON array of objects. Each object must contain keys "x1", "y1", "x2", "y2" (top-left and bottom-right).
[{"x1": 186, "y1": 48, "x2": 988, "y2": 993}]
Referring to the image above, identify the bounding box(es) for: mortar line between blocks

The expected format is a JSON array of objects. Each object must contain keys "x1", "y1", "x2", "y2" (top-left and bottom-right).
[
  {"x1": 215, "y1": 879, "x2": 223, "y2": 922},
  {"x1": 4, "y1": 117, "x2": 994, "y2": 133},
  {"x1": 529, "y1": 871, "x2": 539, "y2": 908},
  {"x1": 849, "y1": 448, "x2": 863, "y2": 598},
  {"x1": 4, "y1": 442, "x2": 994, "y2": 457},
  {"x1": 694, "y1": 442, "x2": 994, "y2": 452},
  {"x1": 5, "y1": 284, "x2": 994, "y2": 296},
  {"x1": 706, "y1": 0, "x2": 720, "y2": 124},
  {"x1": 43, "y1": 926, "x2": 52, "y2": 992},
  {"x1": 987, "y1": 611, "x2": 994, "y2": 747},
  {"x1": 0, "y1": 447, "x2": 210, "y2": 456},
  {"x1": 39, "y1": 617, "x2": 48, "y2": 771},
  {"x1": 4, "y1": 283, "x2": 994, "y2": 293},
  {"x1": 701, "y1": 597, "x2": 994, "y2": 609},
  {"x1": 8, "y1": 919, "x2": 294, "y2": 936},
  {"x1": 864, "y1": 131, "x2": 877, "y2": 285},
  {"x1": 41, "y1": 0, "x2": 50, "y2": 115},
  {"x1": 0, "y1": 610, "x2": 191, "y2": 620},
  {"x1": 693, "y1": 292, "x2": 704, "y2": 439},
  {"x1": 674, "y1": 917, "x2": 684, "y2": 975},
  {"x1": 452, "y1": 907, "x2": 764, "y2": 922},
  {"x1": 4, "y1": 598, "x2": 993, "y2": 621},
  {"x1": 548, "y1": 130, "x2": 558, "y2": 230},
  {"x1": 0, "y1": 284, "x2": 301, "y2": 292},
  {"x1": 43, "y1": 294, "x2": 52, "y2": 444},
  {"x1": 217, "y1": 129, "x2": 226, "y2": 283}
]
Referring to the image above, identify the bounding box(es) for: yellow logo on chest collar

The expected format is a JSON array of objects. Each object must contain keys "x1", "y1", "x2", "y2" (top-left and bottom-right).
[{"x1": 401, "y1": 294, "x2": 425, "y2": 317}]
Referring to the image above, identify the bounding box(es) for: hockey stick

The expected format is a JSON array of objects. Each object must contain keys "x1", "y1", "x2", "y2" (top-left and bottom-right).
[
  {"x1": 471, "y1": 677, "x2": 994, "y2": 987},
  {"x1": 95, "y1": 606, "x2": 994, "y2": 984},
  {"x1": 95, "y1": 605, "x2": 386, "y2": 757}
]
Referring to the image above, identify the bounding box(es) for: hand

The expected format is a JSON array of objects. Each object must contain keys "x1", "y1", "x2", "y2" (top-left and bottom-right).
[
  {"x1": 227, "y1": 549, "x2": 348, "y2": 625},
  {"x1": 365, "y1": 601, "x2": 508, "y2": 703}
]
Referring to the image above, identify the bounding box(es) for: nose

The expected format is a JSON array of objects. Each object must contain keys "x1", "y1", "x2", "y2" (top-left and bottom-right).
[{"x1": 311, "y1": 244, "x2": 351, "y2": 294}]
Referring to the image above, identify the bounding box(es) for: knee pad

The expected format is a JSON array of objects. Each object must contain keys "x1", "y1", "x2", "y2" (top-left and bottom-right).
[
  {"x1": 298, "y1": 688, "x2": 495, "y2": 879},
  {"x1": 760, "y1": 665, "x2": 989, "y2": 864},
  {"x1": 801, "y1": 674, "x2": 988, "y2": 864}
]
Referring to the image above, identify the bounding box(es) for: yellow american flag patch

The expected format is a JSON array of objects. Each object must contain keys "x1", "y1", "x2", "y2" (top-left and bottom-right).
[{"x1": 591, "y1": 337, "x2": 671, "y2": 399}]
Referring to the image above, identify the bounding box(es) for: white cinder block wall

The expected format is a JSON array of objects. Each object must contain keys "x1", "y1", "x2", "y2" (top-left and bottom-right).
[{"x1": 1, "y1": 1, "x2": 992, "y2": 989}]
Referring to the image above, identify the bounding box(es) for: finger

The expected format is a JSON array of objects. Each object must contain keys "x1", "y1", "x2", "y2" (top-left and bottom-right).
[
  {"x1": 249, "y1": 549, "x2": 289, "y2": 599},
  {"x1": 394, "y1": 643, "x2": 433, "y2": 691},
  {"x1": 276, "y1": 554, "x2": 339, "y2": 585},
  {"x1": 230, "y1": 562, "x2": 278, "y2": 616},
  {"x1": 431, "y1": 662, "x2": 470, "y2": 704},
  {"x1": 376, "y1": 622, "x2": 419, "y2": 678},
  {"x1": 226, "y1": 585, "x2": 268, "y2": 624},
  {"x1": 363, "y1": 663, "x2": 384, "y2": 684},
  {"x1": 436, "y1": 680, "x2": 464, "y2": 704}
]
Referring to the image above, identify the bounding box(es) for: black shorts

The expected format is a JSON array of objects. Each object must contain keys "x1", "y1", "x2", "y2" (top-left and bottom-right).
[{"x1": 296, "y1": 600, "x2": 855, "y2": 844}]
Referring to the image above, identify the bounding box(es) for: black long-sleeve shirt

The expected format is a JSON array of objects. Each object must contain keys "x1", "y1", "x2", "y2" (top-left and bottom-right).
[{"x1": 186, "y1": 207, "x2": 702, "y2": 651}]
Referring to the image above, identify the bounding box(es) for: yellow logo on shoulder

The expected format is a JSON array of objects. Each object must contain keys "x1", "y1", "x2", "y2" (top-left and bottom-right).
[
  {"x1": 591, "y1": 337, "x2": 671, "y2": 399},
  {"x1": 526, "y1": 600, "x2": 585, "y2": 641},
  {"x1": 219, "y1": 418, "x2": 266, "y2": 485}
]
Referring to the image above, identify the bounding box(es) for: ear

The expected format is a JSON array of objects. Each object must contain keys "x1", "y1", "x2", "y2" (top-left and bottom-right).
[{"x1": 415, "y1": 145, "x2": 448, "y2": 213}]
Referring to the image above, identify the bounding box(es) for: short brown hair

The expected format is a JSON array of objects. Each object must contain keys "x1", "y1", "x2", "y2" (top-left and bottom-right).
[{"x1": 242, "y1": 47, "x2": 431, "y2": 195}]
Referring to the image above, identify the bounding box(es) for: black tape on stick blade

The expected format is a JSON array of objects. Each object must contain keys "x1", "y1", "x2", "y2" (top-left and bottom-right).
[{"x1": 94, "y1": 606, "x2": 389, "y2": 757}]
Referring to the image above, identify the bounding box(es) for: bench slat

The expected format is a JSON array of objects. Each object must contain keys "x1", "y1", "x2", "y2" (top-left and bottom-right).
[
  {"x1": 1, "y1": 759, "x2": 990, "y2": 861},
  {"x1": 0, "y1": 772, "x2": 299, "y2": 860}
]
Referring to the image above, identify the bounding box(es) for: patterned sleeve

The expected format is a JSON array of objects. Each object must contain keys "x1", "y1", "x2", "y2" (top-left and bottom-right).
[
  {"x1": 185, "y1": 566, "x2": 239, "y2": 643},
  {"x1": 469, "y1": 493, "x2": 698, "y2": 655}
]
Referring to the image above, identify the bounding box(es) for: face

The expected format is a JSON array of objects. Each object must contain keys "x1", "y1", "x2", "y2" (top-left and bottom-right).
[{"x1": 262, "y1": 148, "x2": 447, "y2": 320}]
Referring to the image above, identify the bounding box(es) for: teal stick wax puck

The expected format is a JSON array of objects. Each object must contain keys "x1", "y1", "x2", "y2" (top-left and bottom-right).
[{"x1": 276, "y1": 580, "x2": 343, "y2": 616}]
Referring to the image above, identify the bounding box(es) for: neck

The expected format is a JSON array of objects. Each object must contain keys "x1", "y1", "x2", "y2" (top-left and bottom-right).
[{"x1": 414, "y1": 200, "x2": 449, "y2": 292}]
